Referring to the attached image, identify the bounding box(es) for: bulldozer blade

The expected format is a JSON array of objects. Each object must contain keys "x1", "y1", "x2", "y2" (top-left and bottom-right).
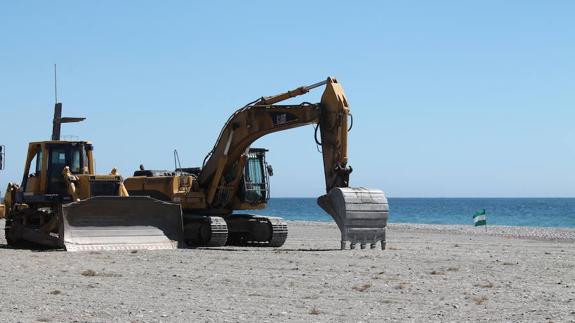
[
  {"x1": 318, "y1": 187, "x2": 388, "y2": 250},
  {"x1": 61, "y1": 196, "x2": 184, "y2": 252}
]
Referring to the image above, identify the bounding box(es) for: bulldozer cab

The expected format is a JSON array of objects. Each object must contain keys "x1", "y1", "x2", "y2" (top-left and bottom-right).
[{"x1": 22, "y1": 141, "x2": 94, "y2": 196}]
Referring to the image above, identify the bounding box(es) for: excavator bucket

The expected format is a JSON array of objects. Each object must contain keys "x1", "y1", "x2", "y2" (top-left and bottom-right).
[
  {"x1": 61, "y1": 196, "x2": 184, "y2": 252},
  {"x1": 318, "y1": 187, "x2": 388, "y2": 250}
]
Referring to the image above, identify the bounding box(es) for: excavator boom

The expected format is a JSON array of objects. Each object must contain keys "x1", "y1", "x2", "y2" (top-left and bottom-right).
[{"x1": 198, "y1": 78, "x2": 350, "y2": 199}]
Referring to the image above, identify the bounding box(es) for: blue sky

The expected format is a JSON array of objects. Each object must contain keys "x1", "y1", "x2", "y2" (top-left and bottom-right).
[{"x1": 1, "y1": 1, "x2": 574, "y2": 197}]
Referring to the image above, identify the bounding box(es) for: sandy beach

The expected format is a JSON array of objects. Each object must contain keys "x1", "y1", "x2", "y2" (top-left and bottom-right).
[{"x1": 1, "y1": 219, "x2": 574, "y2": 322}]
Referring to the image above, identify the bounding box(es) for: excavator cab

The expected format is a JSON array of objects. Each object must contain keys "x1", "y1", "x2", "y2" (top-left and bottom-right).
[{"x1": 240, "y1": 148, "x2": 270, "y2": 204}]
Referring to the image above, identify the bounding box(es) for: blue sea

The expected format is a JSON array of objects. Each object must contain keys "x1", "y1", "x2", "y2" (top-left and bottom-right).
[{"x1": 248, "y1": 198, "x2": 575, "y2": 228}]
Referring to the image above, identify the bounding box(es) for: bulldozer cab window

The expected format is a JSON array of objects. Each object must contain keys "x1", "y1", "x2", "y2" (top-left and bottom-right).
[
  {"x1": 28, "y1": 149, "x2": 42, "y2": 176},
  {"x1": 82, "y1": 147, "x2": 89, "y2": 172},
  {"x1": 47, "y1": 149, "x2": 68, "y2": 195},
  {"x1": 71, "y1": 149, "x2": 82, "y2": 173},
  {"x1": 46, "y1": 144, "x2": 87, "y2": 194},
  {"x1": 36, "y1": 150, "x2": 43, "y2": 174},
  {"x1": 23, "y1": 149, "x2": 43, "y2": 193}
]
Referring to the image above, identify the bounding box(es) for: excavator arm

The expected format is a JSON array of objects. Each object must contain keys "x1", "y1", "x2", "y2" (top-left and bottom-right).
[
  {"x1": 198, "y1": 77, "x2": 389, "y2": 249},
  {"x1": 199, "y1": 78, "x2": 352, "y2": 200},
  {"x1": 198, "y1": 101, "x2": 320, "y2": 205}
]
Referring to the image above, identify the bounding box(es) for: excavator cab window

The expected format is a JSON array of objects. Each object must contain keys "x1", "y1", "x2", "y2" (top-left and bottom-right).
[{"x1": 241, "y1": 148, "x2": 270, "y2": 203}]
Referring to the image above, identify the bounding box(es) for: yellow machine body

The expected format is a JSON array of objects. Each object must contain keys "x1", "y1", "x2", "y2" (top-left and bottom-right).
[
  {"x1": 4, "y1": 112, "x2": 183, "y2": 251},
  {"x1": 124, "y1": 77, "x2": 388, "y2": 249},
  {"x1": 4, "y1": 78, "x2": 386, "y2": 251}
]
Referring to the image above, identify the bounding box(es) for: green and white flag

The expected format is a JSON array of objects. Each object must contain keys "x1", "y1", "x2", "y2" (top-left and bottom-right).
[{"x1": 473, "y1": 209, "x2": 487, "y2": 227}]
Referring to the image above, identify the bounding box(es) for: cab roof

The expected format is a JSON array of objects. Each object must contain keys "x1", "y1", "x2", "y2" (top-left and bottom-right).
[{"x1": 28, "y1": 140, "x2": 92, "y2": 146}]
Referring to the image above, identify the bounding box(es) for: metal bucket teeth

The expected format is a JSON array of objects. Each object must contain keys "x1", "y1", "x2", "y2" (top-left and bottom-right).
[{"x1": 318, "y1": 187, "x2": 388, "y2": 250}]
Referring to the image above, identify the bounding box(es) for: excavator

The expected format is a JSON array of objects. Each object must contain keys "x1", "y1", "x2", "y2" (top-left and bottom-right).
[
  {"x1": 3, "y1": 103, "x2": 183, "y2": 251},
  {"x1": 124, "y1": 77, "x2": 389, "y2": 250}
]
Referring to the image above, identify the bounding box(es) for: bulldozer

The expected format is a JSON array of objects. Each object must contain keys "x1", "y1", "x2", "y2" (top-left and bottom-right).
[
  {"x1": 124, "y1": 77, "x2": 389, "y2": 250},
  {"x1": 3, "y1": 103, "x2": 183, "y2": 251}
]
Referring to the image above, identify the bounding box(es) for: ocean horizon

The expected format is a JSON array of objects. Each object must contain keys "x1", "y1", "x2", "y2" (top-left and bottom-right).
[{"x1": 245, "y1": 197, "x2": 575, "y2": 228}]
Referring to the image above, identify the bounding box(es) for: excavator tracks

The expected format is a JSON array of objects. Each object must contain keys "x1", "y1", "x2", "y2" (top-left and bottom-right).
[
  {"x1": 183, "y1": 215, "x2": 228, "y2": 247},
  {"x1": 226, "y1": 214, "x2": 288, "y2": 247},
  {"x1": 261, "y1": 216, "x2": 288, "y2": 247},
  {"x1": 205, "y1": 217, "x2": 229, "y2": 247}
]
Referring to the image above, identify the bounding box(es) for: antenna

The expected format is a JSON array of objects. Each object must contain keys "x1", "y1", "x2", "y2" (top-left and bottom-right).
[
  {"x1": 0, "y1": 145, "x2": 5, "y2": 170},
  {"x1": 54, "y1": 64, "x2": 58, "y2": 104},
  {"x1": 50, "y1": 65, "x2": 86, "y2": 141},
  {"x1": 174, "y1": 149, "x2": 182, "y2": 171}
]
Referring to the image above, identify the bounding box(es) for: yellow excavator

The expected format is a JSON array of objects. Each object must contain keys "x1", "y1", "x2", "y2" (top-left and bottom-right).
[
  {"x1": 124, "y1": 77, "x2": 389, "y2": 249},
  {"x1": 3, "y1": 103, "x2": 183, "y2": 251}
]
